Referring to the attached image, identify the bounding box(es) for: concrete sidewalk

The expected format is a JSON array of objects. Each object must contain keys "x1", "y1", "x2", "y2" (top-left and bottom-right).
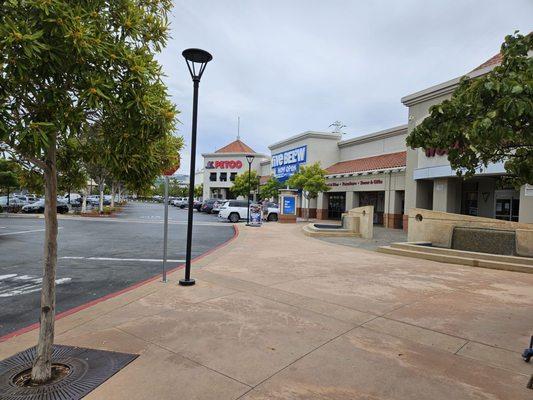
[{"x1": 1, "y1": 223, "x2": 532, "y2": 399}]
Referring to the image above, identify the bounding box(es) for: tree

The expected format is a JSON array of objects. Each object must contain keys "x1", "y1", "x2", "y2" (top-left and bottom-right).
[
  {"x1": 58, "y1": 138, "x2": 87, "y2": 204},
  {"x1": 259, "y1": 176, "x2": 282, "y2": 201},
  {"x1": 0, "y1": 159, "x2": 19, "y2": 203},
  {"x1": 288, "y1": 162, "x2": 329, "y2": 220},
  {"x1": 194, "y1": 183, "x2": 203, "y2": 199},
  {"x1": 18, "y1": 167, "x2": 44, "y2": 196},
  {"x1": 0, "y1": 0, "x2": 176, "y2": 383},
  {"x1": 406, "y1": 32, "x2": 532, "y2": 186},
  {"x1": 232, "y1": 170, "x2": 260, "y2": 198}
]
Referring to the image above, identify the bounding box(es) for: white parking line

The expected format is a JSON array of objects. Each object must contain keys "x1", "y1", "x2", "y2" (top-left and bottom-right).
[
  {"x1": 61, "y1": 256, "x2": 185, "y2": 263},
  {"x1": 0, "y1": 227, "x2": 63, "y2": 237},
  {"x1": 0, "y1": 274, "x2": 71, "y2": 297}
]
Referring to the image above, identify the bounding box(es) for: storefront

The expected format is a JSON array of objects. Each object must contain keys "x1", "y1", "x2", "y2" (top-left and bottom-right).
[
  {"x1": 201, "y1": 139, "x2": 268, "y2": 201},
  {"x1": 402, "y1": 53, "x2": 533, "y2": 227},
  {"x1": 200, "y1": 49, "x2": 532, "y2": 227}
]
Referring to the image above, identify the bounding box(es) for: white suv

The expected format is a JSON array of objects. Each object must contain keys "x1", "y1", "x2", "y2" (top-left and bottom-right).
[
  {"x1": 218, "y1": 200, "x2": 249, "y2": 223},
  {"x1": 218, "y1": 200, "x2": 280, "y2": 223},
  {"x1": 172, "y1": 198, "x2": 188, "y2": 208}
]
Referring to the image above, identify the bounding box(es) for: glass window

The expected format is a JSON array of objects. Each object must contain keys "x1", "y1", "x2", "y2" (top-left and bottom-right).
[
  {"x1": 209, "y1": 173, "x2": 217, "y2": 182},
  {"x1": 230, "y1": 172, "x2": 237, "y2": 182},
  {"x1": 220, "y1": 172, "x2": 227, "y2": 182}
]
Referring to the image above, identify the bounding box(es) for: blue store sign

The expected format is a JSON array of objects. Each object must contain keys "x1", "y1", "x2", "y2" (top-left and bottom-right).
[
  {"x1": 283, "y1": 197, "x2": 296, "y2": 215},
  {"x1": 271, "y1": 145, "x2": 307, "y2": 181}
]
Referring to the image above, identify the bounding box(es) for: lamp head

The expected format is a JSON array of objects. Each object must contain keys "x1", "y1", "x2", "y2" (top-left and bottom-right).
[
  {"x1": 246, "y1": 155, "x2": 255, "y2": 165},
  {"x1": 182, "y1": 48, "x2": 213, "y2": 81}
]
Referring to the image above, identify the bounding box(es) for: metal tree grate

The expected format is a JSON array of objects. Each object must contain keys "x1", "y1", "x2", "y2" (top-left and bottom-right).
[{"x1": 0, "y1": 344, "x2": 138, "y2": 400}]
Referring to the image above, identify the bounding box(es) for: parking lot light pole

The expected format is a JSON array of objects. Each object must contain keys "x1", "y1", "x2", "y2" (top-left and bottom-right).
[
  {"x1": 180, "y1": 48, "x2": 212, "y2": 287},
  {"x1": 245, "y1": 155, "x2": 255, "y2": 226}
]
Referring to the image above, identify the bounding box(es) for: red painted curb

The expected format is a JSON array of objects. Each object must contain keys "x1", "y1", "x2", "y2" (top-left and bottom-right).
[{"x1": 0, "y1": 224, "x2": 239, "y2": 343}]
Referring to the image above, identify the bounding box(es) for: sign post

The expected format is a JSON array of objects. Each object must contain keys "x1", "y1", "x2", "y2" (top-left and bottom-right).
[
  {"x1": 279, "y1": 189, "x2": 298, "y2": 223},
  {"x1": 162, "y1": 166, "x2": 178, "y2": 282}
]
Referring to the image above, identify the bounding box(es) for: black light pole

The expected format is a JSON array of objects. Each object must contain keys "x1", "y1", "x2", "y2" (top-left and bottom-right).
[
  {"x1": 180, "y1": 48, "x2": 212, "y2": 287},
  {"x1": 245, "y1": 155, "x2": 255, "y2": 225}
]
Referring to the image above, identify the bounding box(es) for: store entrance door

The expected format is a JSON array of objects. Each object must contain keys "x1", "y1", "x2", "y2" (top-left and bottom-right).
[
  {"x1": 495, "y1": 198, "x2": 520, "y2": 222},
  {"x1": 359, "y1": 191, "x2": 385, "y2": 225},
  {"x1": 328, "y1": 192, "x2": 346, "y2": 220}
]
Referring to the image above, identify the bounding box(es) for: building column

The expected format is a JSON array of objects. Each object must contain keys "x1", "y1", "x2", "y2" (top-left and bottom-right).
[
  {"x1": 433, "y1": 178, "x2": 461, "y2": 214},
  {"x1": 403, "y1": 148, "x2": 419, "y2": 231},
  {"x1": 519, "y1": 184, "x2": 533, "y2": 223},
  {"x1": 345, "y1": 191, "x2": 355, "y2": 211},
  {"x1": 384, "y1": 188, "x2": 403, "y2": 229},
  {"x1": 308, "y1": 197, "x2": 317, "y2": 218},
  {"x1": 317, "y1": 192, "x2": 328, "y2": 220},
  {"x1": 477, "y1": 178, "x2": 495, "y2": 218}
]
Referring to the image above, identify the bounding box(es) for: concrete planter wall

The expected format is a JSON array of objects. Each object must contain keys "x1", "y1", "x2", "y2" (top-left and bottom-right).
[{"x1": 407, "y1": 208, "x2": 533, "y2": 257}]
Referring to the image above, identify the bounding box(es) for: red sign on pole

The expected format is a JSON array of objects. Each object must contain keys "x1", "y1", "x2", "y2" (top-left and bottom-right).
[{"x1": 163, "y1": 165, "x2": 179, "y2": 176}]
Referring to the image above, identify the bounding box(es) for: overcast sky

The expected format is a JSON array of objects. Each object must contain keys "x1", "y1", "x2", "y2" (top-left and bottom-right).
[{"x1": 157, "y1": 0, "x2": 532, "y2": 174}]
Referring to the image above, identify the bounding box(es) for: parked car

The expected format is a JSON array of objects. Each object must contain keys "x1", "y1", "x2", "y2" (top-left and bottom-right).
[
  {"x1": 63, "y1": 193, "x2": 82, "y2": 205},
  {"x1": 0, "y1": 196, "x2": 26, "y2": 206},
  {"x1": 193, "y1": 200, "x2": 203, "y2": 211},
  {"x1": 212, "y1": 200, "x2": 223, "y2": 214},
  {"x1": 200, "y1": 199, "x2": 221, "y2": 214},
  {"x1": 15, "y1": 194, "x2": 38, "y2": 205},
  {"x1": 217, "y1": 200, "x2": 249, "y2": 222},
  {"x1": 264, "y1": 202, "x2": 279, "y2": 221},
  {"x1": 22, "y1": 199, "x2": 69, "y2": 214},
  {"x1": 172, "y1": 197, "x2": 188, "y2": 208},
  {"x1": 87, "y1": 195, "x2": 111, "y2": 206},
  {"x1": 217, "y1": 201, "x2": 279, "y2": 223}
]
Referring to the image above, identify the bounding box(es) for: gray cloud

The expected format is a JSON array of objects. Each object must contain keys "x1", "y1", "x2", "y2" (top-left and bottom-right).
[{"x1": 157, "y1": 0, "x2": 533, "y2": 173}]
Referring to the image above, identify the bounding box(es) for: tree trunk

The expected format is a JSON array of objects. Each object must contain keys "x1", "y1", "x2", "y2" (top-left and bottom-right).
[
  {"x1": 81, "y1": 187, "x2": 87, "y2": 213},
  {"x1": 98, "y1": 180, "x2": 104, "y2": 213},
  {"x1": 31, "y1": 133, "x2": 58, "y2": 384},
  {"x1": 110, "y1": 182, "x2": 115, "y2": 208}
]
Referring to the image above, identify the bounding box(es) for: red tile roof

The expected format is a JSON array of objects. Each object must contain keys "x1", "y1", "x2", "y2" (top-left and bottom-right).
[
  {"x1": 471, "y1": 53, "x2": 502, "y2": 72},
  {"x1": 215, "y1": 139, "x2": 255, "y2": 154},
  {"x1": 325, "y1": 151, "x2": 406, "y2": 175}
]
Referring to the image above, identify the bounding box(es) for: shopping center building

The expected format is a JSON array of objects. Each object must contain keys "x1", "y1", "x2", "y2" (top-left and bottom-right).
[
  {"x1": 200, "y1": 139, "x2": 269, "y2": 200},
  {"x1": 402, "y1": 54, "x2": 533, "y2": 228},
  {"x1": 200, "y1": 51, "x2": 533, "y2": 228}
]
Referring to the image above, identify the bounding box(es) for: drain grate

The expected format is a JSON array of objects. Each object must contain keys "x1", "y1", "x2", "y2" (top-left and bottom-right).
[{"x1": 0, "y1": 344, "x2": 138, "y2": 399}]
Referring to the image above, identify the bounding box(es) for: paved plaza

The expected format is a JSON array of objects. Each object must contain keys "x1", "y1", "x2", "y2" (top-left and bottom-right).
[{"x1": 1, "y1": 222, "x2": 531, "y2": 399}]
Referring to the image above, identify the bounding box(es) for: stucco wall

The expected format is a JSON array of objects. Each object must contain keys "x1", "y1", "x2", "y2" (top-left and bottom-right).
[
  {"x1": 407, "y1": 208, "x2": 533, "y2": 256},
  {"x1": 269, "y1": 135, "x2": 341, "y2": 175},
  {"x1": 202, "y1": 153, "x2": 267, "y2": 199},
  {"x1": 339, "y1": 133, "x2": 406, "y2": 161},
  {"x1": 519, "y1": 185, "x2": 533, "y2": 223}
]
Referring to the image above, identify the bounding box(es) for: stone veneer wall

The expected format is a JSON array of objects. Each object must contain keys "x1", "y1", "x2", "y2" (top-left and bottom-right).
[
  {"x1": 407, "y1": 208, "x2": 533, "y2": 257},
  {"x1": 384, "y1": 213, "x2": 403, "y2": 229},
  {"x1": 316, "y1": 209, "x2": 328, "y2": 220}
]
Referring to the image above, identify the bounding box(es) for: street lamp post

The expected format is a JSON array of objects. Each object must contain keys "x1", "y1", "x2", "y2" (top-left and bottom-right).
[
  {"x1": 245, "y1": 155, "x2": 255, "y2": 225},
  {"x1": 180, "y1": 48, "x2": 212, "y2": 287}
]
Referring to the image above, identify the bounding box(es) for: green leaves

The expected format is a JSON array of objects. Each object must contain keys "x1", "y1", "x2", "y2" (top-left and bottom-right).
[
  {"x1": 287, "y1": 162, "x2": 330, "y2": 199},
  {"x1": 1, "y1": 0, "x2": 180, "y2": 191},
  {"x1": 406, "y1": 31, "x2": 532, "y2": 186},
  {"x1": 260, "y1": 176, "x2": 282, "y2": 200},
  {"x1": 232, "y1": 171, "x2": 260, "y2": 198}
]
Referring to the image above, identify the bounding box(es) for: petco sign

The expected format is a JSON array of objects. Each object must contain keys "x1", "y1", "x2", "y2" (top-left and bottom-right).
[
  {"x1": 206, "y1": 160, "x2": 243, "y2": 169},
  {"x1": 272, "y1": 145, "x2": 307, "y2": 181}
]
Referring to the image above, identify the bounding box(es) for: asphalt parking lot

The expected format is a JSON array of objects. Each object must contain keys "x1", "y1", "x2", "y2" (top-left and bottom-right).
[{"x1": 0, "y1": 202, "x2": 235, "y2": 337}]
